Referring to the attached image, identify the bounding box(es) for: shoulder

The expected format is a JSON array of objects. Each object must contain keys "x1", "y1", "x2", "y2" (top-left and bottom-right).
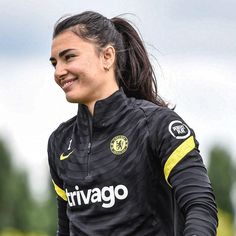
[
  {"x1": 133, "y1": 98, "x2": 180, "y2": 123},
  {"x1": 48, "y1": 115, "x2": 77, "y2": 144},
  {"x1": 132, "y1": 98, "x2": 158, "y2": 115},
  {"x1": 133, "y1": 98, "x2": 194, "y2": 140},
  {"x1": 150, "y1": 106, "x2": 193, "y2": 141}
]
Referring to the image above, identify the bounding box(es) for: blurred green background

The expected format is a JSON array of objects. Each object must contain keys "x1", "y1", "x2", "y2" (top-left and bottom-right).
[
  {"x1": 0, "y1": 137, "x2": 235, "y2": 235},
  {"x1": 0, "y1": 139, "x2": 56, "y2": 236}
]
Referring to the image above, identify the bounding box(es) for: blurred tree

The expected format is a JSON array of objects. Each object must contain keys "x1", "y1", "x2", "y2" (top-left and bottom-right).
[
  {"x1": 27, "y1": 181, "x2": 57, "y2": 236},
  {"x1": 208, "y1": 145, "x2": 235, "y2": 217},
  {"x1": 207, "y1": 145, "x2": 236, "y2": 235},
  {"x1": 217, "y1": 209, "x2": 234, "y2": 236},
  {"x1": 0, "y1": 139, "x2": 12, "y2": 227},
  {"x1": 0, "y1": 138, "x2": 36, "y2": 230},
  {"x1": 0, "y1": 137, "x2": 56, "y2": 235}
]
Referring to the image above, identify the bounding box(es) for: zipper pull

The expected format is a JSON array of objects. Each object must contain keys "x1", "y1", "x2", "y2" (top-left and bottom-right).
[{"x1": 87, "y1": 142, "x2": 91, "y2": 154}]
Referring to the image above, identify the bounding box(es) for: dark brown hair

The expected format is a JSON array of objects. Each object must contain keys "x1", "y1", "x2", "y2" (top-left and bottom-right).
[{"x1": 53, "y1": 11, "x2": 167, "y2": 107}]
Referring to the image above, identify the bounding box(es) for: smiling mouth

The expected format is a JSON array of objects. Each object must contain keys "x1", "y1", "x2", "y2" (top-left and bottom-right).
[{"x1": 61, "y1": 78, "x2": 77, "y2": 90}]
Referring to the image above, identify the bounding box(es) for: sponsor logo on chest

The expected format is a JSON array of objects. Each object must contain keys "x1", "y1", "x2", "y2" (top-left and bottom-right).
[{"x1": 66, "y1": 184, "x2": 128, "y2": 208}]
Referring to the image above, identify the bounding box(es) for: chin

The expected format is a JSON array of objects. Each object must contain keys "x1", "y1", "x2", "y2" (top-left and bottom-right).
[{"x1": 65, "y1": 94, "x2": 80, "y2": 103}]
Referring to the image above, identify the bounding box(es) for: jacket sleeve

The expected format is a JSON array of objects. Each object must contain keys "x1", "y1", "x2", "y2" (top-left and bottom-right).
[
  {"x1": 48, "y1": 133, "x2": 70, "y2": 236},
  {"x1": 148, "y1": 108, "x2": 218, "y2": 236}
]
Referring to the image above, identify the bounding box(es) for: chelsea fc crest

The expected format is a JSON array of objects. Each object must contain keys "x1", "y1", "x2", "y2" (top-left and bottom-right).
[{"x1": 110, "y1": 135, "x2": 128, "y2": 155}]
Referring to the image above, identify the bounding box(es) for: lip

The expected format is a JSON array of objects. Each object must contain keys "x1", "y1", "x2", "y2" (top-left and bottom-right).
[{"x1": 61, "y1": 78, "x2": 78, "y2": 91}]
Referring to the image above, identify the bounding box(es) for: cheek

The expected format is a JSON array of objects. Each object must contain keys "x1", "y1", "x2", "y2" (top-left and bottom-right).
[
  {"x1": 87, "y1": 60, "x2": 104, "y2": 77},
  {"x1": 54, "y1": 73, "x2": 60, "y2": 85},
  {"x1": 69, "y1": 57, "x2": 103, "y2": 80},
  {"x1": 67, "y1": 62, "x2": 80, "y2": 73},
  {"x1": 84, "y1": 53, "x2": 103, "y2": 71}
]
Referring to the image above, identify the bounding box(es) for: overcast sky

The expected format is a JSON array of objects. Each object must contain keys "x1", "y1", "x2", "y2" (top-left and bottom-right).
[{"x1": 0, "y1": 0, "x2": 235, "y2": 199}]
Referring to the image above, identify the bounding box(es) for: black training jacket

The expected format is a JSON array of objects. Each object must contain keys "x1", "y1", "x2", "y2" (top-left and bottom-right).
[{"x1": 48, "y1": 89, "x2": 218, "y2": 236}]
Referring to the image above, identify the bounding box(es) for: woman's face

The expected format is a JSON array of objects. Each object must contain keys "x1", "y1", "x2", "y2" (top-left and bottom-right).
[{"x1": 50, "y1": 30, "x2": 116, "y2": 105}]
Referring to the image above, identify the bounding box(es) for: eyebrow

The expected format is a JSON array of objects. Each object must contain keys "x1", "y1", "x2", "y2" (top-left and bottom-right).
[{"x1": 49, "y1": 48, "x2": 76, "y2": 62}]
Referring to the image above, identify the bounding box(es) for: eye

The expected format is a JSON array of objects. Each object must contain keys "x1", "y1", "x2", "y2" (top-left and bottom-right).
[
  {"x1": 51, "y1": 62, "x2": 57, "y2": 68},
  {"x1": 49, "y1": 59, "x2": 57, "y2": 68},
  {"x1": 65, "y1": 54, "x2": 76, "y2": 61}
]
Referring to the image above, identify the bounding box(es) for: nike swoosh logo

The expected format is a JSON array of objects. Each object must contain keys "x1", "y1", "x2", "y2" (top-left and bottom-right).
[{"x1": 60, "y1": 150, "x2": 74, "y2": 161}]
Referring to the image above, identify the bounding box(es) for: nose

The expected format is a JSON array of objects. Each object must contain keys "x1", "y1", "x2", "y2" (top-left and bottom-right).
[{"x1": 54, "y1": 62, "x2": 68, "y2": 82}]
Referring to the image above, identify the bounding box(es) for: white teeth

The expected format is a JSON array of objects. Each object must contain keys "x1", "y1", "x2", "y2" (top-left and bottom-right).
[{"x1": 62, "y1": 81, "x2": 73, "y2": 89}]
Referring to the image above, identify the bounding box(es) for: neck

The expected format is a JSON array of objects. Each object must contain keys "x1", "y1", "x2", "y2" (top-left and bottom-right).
[
  {"x1": 86, "y1": 85, "x2": 119, "y2": 115},
  {"x1": 85, "y1": 70, "x2": 119, "y2": 115}
]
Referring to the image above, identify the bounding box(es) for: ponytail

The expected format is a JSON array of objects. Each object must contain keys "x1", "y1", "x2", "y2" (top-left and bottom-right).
[{"x1": 111, "y1": 17, "x2": 167, "y2": 107}]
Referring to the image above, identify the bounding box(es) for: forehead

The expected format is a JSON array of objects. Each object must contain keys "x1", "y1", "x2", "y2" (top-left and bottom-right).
[{"x1": 51, "y1": 31, "x2": 94, "y2": 56}]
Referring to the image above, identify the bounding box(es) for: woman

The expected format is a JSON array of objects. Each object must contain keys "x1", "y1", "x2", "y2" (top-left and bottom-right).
[{"x1": 48, "y1": 11, "x2": 218, "y2": 235}]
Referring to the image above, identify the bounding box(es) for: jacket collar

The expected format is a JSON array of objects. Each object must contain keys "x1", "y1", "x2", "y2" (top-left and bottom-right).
[{"x1": 76, "y1": 88, "x2": 130, "y2": 128}]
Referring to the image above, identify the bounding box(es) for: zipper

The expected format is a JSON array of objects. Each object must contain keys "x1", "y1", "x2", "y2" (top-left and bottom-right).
[{"x1": 85, "y1": 108, "x2": 93, "y2": 179}]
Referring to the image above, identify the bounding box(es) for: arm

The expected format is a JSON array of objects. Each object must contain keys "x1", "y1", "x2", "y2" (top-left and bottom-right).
[
  {"x1": 148, "y1": 108, "x2": 218, "y2": 235},
  {"x1": 48, "y1": 133, "x2": 70, "y2": 236},
  {"x1": 169, "y1": 148, "x2": 218, "y2": 235},
  {"x1": 57, "y1": 197, "x2": 70, "y2": 236}
]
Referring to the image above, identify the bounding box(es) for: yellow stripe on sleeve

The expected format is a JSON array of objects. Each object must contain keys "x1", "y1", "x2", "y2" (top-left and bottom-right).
[
  {"x1": 52, "y1": 180, "x2": 67, "y2": 201},
  {"x1": 164, "y1": 135, "x2": 195, "y2": 187}
]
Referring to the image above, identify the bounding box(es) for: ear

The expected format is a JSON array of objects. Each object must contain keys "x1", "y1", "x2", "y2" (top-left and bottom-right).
[{"x1": 102, "y1": 45, "x2": 115, "y2": 71}]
